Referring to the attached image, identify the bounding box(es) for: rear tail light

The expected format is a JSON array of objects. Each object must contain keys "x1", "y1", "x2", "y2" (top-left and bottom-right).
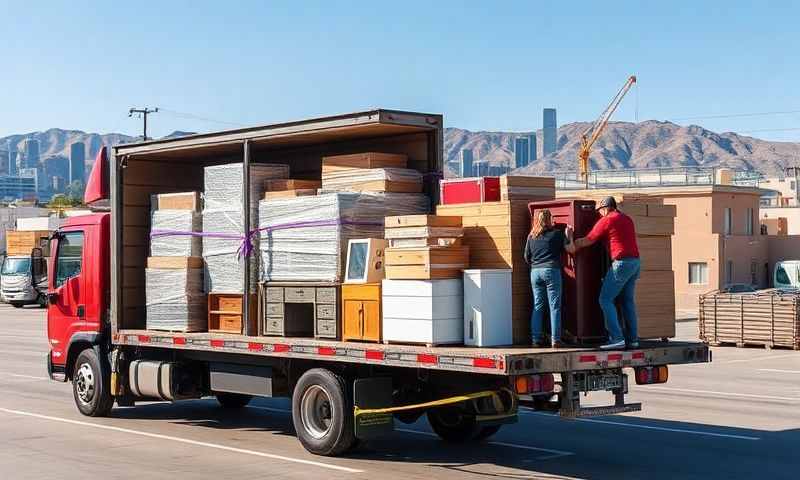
[
  {"x1": 634, "y1": 366, "x2": 669, "y2": 385},
  {"x1": 513, "y1": 373, "x2": 556, "y2": 395}
]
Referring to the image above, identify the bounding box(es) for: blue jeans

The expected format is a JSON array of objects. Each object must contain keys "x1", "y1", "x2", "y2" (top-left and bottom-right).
[
  {"x1": 599, "y1": 258, "x2": 641, "y2": 344},
  {"x1": 530, "y1": 267, "x2": 562, "y2": 342}
]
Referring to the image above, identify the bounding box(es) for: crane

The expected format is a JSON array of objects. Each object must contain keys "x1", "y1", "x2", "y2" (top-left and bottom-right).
[{"x1": 578, "y1": 75, "x2": 637, "y2": 188}]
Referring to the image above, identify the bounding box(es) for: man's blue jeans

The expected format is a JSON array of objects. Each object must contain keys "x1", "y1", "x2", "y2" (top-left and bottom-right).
[
  {"x1": 530, "y1": 267, "x2": 562, "y2": 343},
  {"x1": 599, "y1": 258, "x2": 641, "y2": 344}
]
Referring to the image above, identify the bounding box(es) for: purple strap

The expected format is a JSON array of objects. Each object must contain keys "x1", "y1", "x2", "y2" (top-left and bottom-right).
[{"x1": 150, "y1": 219, "x2": 384, "y2": 258}]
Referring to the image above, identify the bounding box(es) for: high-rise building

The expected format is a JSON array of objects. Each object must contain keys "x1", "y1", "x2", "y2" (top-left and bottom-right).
[
  {"x1": 514, "y1": 137, "x2": 529, "y2": 168},
  {"x1": 527, "y1": 133, "x2": 537, "y2": 162},
  {"x1": 69, "y1": 142, "x2": 86, "y2": 183},
  {"x1": 24, "y1": 138, "x2": 40, "y2": 169},
  {"x1": 543, "y1": 108, "x2": 557, "y2": 156},
  {"x1": 459, "y1": 149, "x2": 474, "y2": 178},
  {"x1": 7, "y1": 143, "x2": 17, "y2": 176},
  {"x1": 472, "y1": 160, "x2": 489, "y2": 177}
]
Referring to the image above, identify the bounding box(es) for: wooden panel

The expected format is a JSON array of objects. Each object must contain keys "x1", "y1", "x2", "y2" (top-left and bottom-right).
[
  {"x1": 637, "y1": 236, "x2": 672, "y2": 271},
  {"x1": 385, "y1": 246, "x2": 469, "y2": 266},
  {"x1": 627, "y1": 215, "x2": 675, "y2": 236},
  {"x1": 152, "y1": 192, "x2": 201, "y2": 211},
  {"x1": 322, "y1": 152, "x2": 408, "y2": 169},
  {"x1": 341, "y1": 284, "x2": 381, "y2": 301},
  {"x1": 385, "y1": 215, "x2": 462, "y2": 228},
  {"x1": 384, "y1": 226, "x2": 463, "y2": 239},
  {"x1": 362, "y1": 300, "x2": 381, "y2": 342},
  {"x1": 264, "y1": 179, "x2": 322, "y2": 191},
  {"x1": 342, "y1": 299, "x2": 363, "y2": 341},
  {"x1": 146, "y1": 256, "x2": 203, "y2": 269},
  {"x1": 6, "y1": 230, "x2": 50, "y2": 255},
  {"x1": 264, "y1": 189, "x2": 317, "y2": 200},
  {"x1": 208, "y1": 293, "x2": 257, "y2": 334}
]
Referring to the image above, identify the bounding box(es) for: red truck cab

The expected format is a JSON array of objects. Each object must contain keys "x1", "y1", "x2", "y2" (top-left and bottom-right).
[{"x1": 46, "y1": 212, "x2": 110, "y2": 381}]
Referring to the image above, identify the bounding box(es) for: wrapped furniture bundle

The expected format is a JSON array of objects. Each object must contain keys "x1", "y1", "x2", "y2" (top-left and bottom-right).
[
  {"x1": 150, "y1": 210, "x2": 202, "y2": 256},
  {"x1": 259, "y1": 192, "x2": 429, "y2": 282},
  {"x1": 203, "y1": 163, "x2": 289, "y2": 293},
  {"x1": 145, "y1": 256, "x2": 206, "y2": 332}
]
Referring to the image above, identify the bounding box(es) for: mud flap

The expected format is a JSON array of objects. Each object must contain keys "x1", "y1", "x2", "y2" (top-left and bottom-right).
[{"x1": 353, "y1": 377, "x2": 394, "y2": 440}]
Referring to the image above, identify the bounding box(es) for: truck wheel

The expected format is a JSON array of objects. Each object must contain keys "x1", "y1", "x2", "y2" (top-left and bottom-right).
[
  {"x1": 474, "y1": 425, "x2": 502, "y2": 441},
  {"x1": 292, "y1": 368, "x2": 355, "y2": 456},
  {"x1": 427, "y1": 406, "x2": 480, "y2": 442},
  {"x1": 215, "y1": 392, "x2": 253, "y2": 409},
  {"x1": 72, "y1": 348, "x2": 114, "y2": 417}
]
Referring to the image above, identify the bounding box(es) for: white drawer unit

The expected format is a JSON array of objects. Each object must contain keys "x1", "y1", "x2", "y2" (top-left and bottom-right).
[
  {"x1": 382, "y1": 279, "x2": 463, "y2": 346},
  {"x1": 463, "y1": 269, "x2": 513, "y2": 347}
]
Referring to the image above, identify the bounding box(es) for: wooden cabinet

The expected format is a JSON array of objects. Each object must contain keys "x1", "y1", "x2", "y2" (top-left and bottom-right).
[
  {"x1": 341, "y1": 284, "x2": 381, "y2": 342},
  {"x1": 208, "y1": 293, "x2": 257, "y2": 334},
  {"x1": 259, "y1": 282, "x2": 340, "y2": 339}
]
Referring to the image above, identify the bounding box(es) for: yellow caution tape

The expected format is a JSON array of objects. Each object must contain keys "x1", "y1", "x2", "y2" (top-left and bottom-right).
[{"x1": 354, "y1": 389, "x2": 515, "y2": 417}]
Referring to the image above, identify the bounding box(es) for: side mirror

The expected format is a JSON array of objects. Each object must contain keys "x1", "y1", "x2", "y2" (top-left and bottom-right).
[
  {"x1": 31, "y1": 248, "x2": 44, "y2": 277},
  {"x1": 47, "y1": 292, "x2": 59, "y2": 305}
]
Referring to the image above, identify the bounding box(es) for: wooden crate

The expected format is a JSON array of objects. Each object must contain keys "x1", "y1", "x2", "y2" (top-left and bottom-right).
[
  {"x1": 152, "y1": 191, "x2": 201, "y2": 211},
  {"x1": 6, "y1": 230, "x2": 50, "y2": 256},
  {"x1": 699, "y1": 291, "x2": 800, "y2": 349},
  {"x1": 208, "y1": 293, "x2": 258, "y2": 334},
  {"x1": 321, "y1": 152, "x2": 407, "y2": 171},
  {"x1": 384, "y1": 246, "x2": 469, "y2": 280},
  {"x1": 437, "y1": 201, "x2": 533, "y2": 344},
  {"x1": 635, "y1": 271, "x2": 676, "y2": 339}
]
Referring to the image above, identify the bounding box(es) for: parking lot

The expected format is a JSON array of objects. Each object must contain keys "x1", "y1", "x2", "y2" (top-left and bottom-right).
[{"x1": 1, "y1": 304, "x2": 798, "y2": 479}]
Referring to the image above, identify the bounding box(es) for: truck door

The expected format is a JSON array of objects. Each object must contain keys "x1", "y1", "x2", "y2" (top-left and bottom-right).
[{"x1": 47, "y1": 230, "x2": 86, "y2": 366}]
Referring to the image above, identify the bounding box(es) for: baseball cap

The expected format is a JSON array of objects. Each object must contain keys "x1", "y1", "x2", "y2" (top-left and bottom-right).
[{"x1": 597, "y1": 196, "x2": 617, "y2": 210}]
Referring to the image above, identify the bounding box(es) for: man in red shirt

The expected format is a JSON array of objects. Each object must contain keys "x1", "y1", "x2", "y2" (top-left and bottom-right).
[{"x1": 566, "y1": 196, "x2": 640, "y2": 350}]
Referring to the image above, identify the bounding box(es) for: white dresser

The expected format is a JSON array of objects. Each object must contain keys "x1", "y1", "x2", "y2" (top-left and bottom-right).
[
  {"x1": 382, "y1": 279, "x2": 464, "y2": 346},
  {"x1": 463, "y1": 269, "x2": 513, "y2": 347}
]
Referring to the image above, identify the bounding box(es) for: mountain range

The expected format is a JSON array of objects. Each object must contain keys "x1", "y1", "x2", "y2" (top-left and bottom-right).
[
  {"x1": 2, "y1": 122, "x2": 798, "y2": 181},
  {"x1": 444, "y1": 120, "x2": 800, "y2": 177}
]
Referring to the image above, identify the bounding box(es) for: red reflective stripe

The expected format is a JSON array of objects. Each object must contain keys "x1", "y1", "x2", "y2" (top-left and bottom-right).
[
  {"x1": 137, "y1": 335, "x2": 150, "y2": 343},
  {"x1": 365, "y1": 350, "x2": 384, "y2": 360},
  {"x1": 248, "y1": 343, "x2": 264, "y2": 351},
  {"x1": 173, "y1": 337, "x2": 186, "y2": 346},
  {"x1": 417, "y1": 354, "x2": 437, "y2": 364},
  {"x1": 579, "y1": 355, "x2": 597, "y2": 363},
  {"x1": 472, "y1": 358, "x2": 497, "y2": 369},
  {"x1": 274, "y1": 344, "x2": 289, "y2": 353},
  {"x1": 608, "y1": 353, "x2": 623, "y2": 361},
  {"x1": 210, "y1": 339, "x2": 224, "y2": 348},
  {"x1": 632, "y1": 351, "x2": 645, "y2": 360},
  {"x1": 318, "y1": 347, "x2": 336, "y2": 356}
]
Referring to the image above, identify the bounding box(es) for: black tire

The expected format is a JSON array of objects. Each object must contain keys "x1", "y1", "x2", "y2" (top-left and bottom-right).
[
  {"x1": 215, "y1": 392, "x2": 253, "y2": 409},
  {"x1": 291, "y1": 368, "x2": 356, "y2": 456},
  {"x1": 10, "y1": 303, "x2": 23, "y2": 308},
  {"x1": 474, "y1": 425, "x2": 502, "y2": 441},
  {"x1": 427, "y1": 406, "x2": 480, "y2": 443},
  {"x1": 72, "y1": 348, "x2": 114, "y2": 417}
]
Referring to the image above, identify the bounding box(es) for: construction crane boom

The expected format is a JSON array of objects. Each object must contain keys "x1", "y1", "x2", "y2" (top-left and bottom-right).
[{"x1": 578, "y1": 75, "x2": 637, "y2": 188}]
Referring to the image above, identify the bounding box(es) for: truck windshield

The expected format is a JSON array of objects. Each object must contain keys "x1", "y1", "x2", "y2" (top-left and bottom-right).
[{"x1": 1, "y1": 258, "x2": 31, "y2": 275}]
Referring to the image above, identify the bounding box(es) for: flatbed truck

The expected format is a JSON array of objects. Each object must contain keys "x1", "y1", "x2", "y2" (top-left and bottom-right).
[{"x1": 45, "y1": 109, "x2": 710, "y2": 456}]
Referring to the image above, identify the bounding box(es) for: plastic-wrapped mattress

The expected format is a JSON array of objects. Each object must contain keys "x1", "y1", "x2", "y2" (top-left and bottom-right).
[
  {"x1": 150, "y1": 210, "x2": 202, "y2": 257},
  {"x1": 145, "y1": 267, "x2": 206, "y2": 332}
]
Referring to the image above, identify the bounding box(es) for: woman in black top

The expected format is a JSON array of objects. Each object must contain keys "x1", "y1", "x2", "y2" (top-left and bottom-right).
[{"x1": 525, "y1": 209, "x2": 568, "y2": 347}]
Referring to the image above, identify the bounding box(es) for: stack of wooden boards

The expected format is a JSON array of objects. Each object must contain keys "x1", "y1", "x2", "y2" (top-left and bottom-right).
[
  {"x1": 699, "y1": 291, "x2": 800, "y2": 350},
  {"x1": 500, "y1": 175, "x2": 556, "y2": 201},
  {"x1": 263, "y1": 179, "x2": 321, "y2": 200},
  {"x1": 146, "y1": 192, "x2": 206, "y2": 332},
  {"x1": 6, "y1": 230, "x2": 50, "y2": 256},
  {"x1": 558, "y1": 191, "x2": 678, "y2": 340},
  {"x1": 321, "y1": 152, "x2": 423, "y2": 193},
  {"x1": 383, "y1": 215, "x2": 469, "y2": 280}
]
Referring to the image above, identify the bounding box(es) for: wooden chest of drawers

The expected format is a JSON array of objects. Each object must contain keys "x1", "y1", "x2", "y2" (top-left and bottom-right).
[
  {"x1": 259, "y1": 282, "x2": 341, "y2": 339},
  {"x1": 341, "y1": 283, "x2": 381, "y2": 342},
  {"x1": 208, "y1": 293, "x2": 258, "y2": 334}
]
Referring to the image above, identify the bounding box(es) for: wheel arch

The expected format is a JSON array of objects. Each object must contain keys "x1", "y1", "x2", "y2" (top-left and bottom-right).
[{"x1": 65, "y1": 333, "x2": 102, "y2": 381}]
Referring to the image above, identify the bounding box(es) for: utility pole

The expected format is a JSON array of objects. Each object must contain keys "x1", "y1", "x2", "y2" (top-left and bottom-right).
[{"x1": 128, "y1": 107, "x2": 159, "y2": 141}]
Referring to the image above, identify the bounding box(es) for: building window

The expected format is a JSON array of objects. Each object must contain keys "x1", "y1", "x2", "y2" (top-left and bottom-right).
[
  {"x1": 724, "y1": 208, "x2": 732, "y2": 235},
  {"x1": 688, "y1": 262, "x2": 708, "y2": 285},
  {"x1": 726, "y1": 260, "x2": 734, "y2": 285},
  {"x1": 745, "y1": 208, "x2": 754, "y2": 236},
  {"x1": 791, "y1": 180, "x2": 796, "y2": 191}
]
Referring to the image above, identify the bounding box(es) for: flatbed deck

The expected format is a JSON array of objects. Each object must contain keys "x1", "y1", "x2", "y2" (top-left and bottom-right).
[{"x1": 114, "y1": 329, "x2": 710, "y2": 376}]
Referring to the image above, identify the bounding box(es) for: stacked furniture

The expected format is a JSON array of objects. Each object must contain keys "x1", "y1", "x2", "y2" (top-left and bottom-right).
[
  {"x1": 146, "y1": 192, "x2": 206, "y2": 332},
  {"x1": 263, "y1": 179, "x2": 321, "y2": 200},
  {"x1": 699, "y1": 290, "x2": 800, "y2": 349},
  {"x1": 208, "y1": 292, "x2": 257, "y2": 334},
  {"x1": 321, "y1": 152, "x2": 422, "y2": 193},
  {"x1": 341, "y1": 284, "x2": 382, "y2": 342},
  {"x1": 261, "y1": 283, "x2": 339, "y2": 339},
  {"x1": 384, "y1": 215, "x2": 468, "y2": 280}
]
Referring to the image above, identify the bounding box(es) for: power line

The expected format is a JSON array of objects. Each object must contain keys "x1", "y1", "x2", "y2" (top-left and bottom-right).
[
  {"x1": 733, "y1": 127, "x2": 800, "y2": 134},
  {"x1": 128, "y1": 107, "x2": 158, "y2": 141},
  {"x1": 671, "y1": 110, "x2": 800, "y2": 122},
  {"x1": 157, "y1": 108, "x2": 245, "y2": 127}
]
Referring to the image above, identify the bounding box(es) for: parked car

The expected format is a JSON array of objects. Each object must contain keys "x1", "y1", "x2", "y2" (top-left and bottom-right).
[
  {"x1": 720, "y1": 283, "x2": 758, "y2": 294},
  {"x1": 774, "y1": 260, "x2": 800, "y2": 290}
]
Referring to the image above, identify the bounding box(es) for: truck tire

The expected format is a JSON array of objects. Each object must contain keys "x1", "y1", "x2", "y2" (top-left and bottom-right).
[
  {"x1": 291, "y1": 368, "x2": 356, "y2": 456},
  {"x1": 215, "y1": 392, "x2": 253, "y2": 409},
  {"x1": 72, "y1": 348, "x2": 114, "y2": 417},
  {"x1": 427, "y1": 406, "x2": 480, "y2": 443},
  {"x1": 474, "y1": 425, "x2": 502, "y2": 441}
]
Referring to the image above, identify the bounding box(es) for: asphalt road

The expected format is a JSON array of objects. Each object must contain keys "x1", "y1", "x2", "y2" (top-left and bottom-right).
[{"x1": 1, "y1": 304, "x2": 798, "y2": 479}]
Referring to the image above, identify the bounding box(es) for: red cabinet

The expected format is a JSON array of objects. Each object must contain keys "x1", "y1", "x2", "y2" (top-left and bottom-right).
[
  {"x1": 528, "y1": 200, "x2": 607, "y2": 344},
  {"x1": 439, "y1": 177, "x2": 500, "y2": 205}
]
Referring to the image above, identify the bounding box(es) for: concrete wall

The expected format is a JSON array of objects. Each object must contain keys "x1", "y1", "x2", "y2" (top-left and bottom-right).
[
  {"x1": 761, "y1": 207, "x2": 800, "y2": 234},
  {"x1": 766, "y1": 235, "x2": 800, "y2": 284}
]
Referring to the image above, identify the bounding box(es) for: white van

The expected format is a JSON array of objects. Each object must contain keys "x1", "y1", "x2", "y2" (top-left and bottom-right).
[{"x1": 773, "y1": 260, "x2": 800, "y2": 290}]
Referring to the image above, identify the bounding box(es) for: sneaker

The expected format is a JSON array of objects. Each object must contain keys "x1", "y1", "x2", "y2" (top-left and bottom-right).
[
  {"x1": 628, "y1": 341, "x2": 640, "y2": 349},
  {"x1": 600, "y1": 340, "x2": 626, "y2": 350}
]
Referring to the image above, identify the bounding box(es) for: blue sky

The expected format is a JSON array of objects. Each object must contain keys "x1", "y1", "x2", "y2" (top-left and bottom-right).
[{"x1": 1, "y1": 1, "x2": 798, "y2": 141}]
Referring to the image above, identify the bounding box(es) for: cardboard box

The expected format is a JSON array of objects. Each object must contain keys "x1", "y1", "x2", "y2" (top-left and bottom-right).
[
  {"x1": 384, "y1": 246, "x2": 469, "y2": 280},
  {"x1": 6, "y1": 230, "x2": 50, "y2": 256},
  {"x1": 628, "y1": 215, "x2": 675, "y2": 236},
  {"x1": 636, "y1": 236, "x2": 672, "y2": 271},
  {"x1": 152, "y1": 192, "x2": 201, "y2": 211},
  {"x1": 635, "y1": 270, "x2": 676, "y2": 339}
]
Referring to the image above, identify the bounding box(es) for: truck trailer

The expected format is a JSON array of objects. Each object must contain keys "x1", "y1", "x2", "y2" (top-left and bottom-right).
[{"x1": 45, "y1": 109, "x2": 710, "y2": 456}]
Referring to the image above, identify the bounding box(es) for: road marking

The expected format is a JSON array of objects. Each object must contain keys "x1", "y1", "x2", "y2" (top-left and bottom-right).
[
  {"x1": 0, "y1": 407, "x2": 364, "y2": 473},
  {"x1": 8, "y1": 373, "x2": 46, "y2": 380},
  {"x1": 395, "y1": 428, "x2": 574, "y2": 460},
  {"x1": 522, "y1": 410, "x2": 760, "y2": 441},
  {"x1": 758, "y1": 369, "x2": 800, "y2": 374},
  {"x1": 722, "y1": 353, "x2": 800, "y2": 364},
  {"x1": 642, "y1": 385, "x2": 800, "y2": 403},
  {"x1": 248, "y1": 405, "x2": 575, "y2": 460}
]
